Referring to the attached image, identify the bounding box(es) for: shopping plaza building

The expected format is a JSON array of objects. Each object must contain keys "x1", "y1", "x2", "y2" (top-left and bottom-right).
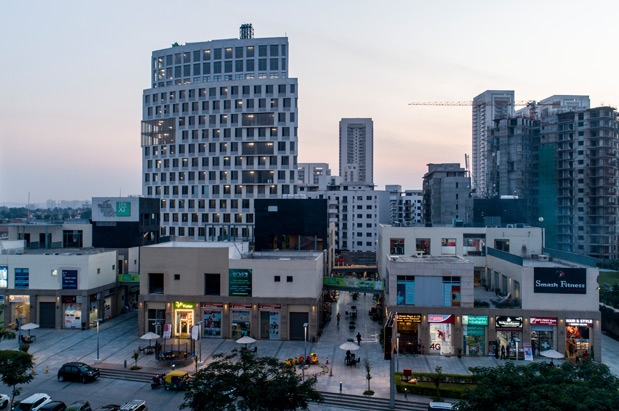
[
  {"x1": 137, "y1": 242, "x2": 325, "y2": 341},
  {"x1": 379, "y1": 225, "x2": 602, "y2": 360}
]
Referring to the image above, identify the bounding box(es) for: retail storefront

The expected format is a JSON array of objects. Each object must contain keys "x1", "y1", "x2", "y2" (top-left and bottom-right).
[
  {"x1": 89, "y1": 294, "x2": 99, "y2": 327},
  {"x1": 566, "y1": 318, "x2": 592, "y2": 360},
  {"x1": 103, "y1": 290, "x2": 113, "y2": 320},
  {"x1": 462, "y1": 315, "x2": 487, "y2": 356},
  {"x1": 428, "y1": 314, "x2": 454, "y2": 355},
  {"x1": 63, "y1": 296, "x2": 82, "y2": 329},
  {"x1": 530, "y1": 317, "x2": 557, "y2": 356},
  {"x1": 396, "y1": 314, "x2": 421, "y2": 354},
  {"x1": 201, "y1": 303, "x2": 223, "y2": 338},
  {"x1": 496, "y1": 316, "x2": 523, "y2": 359},
  {"x1": 9, "y1": 295, "x2": 31, "y2": 325},
  {"x1": 259, "y1": 304, "x2": 281, "y2": 340},
  {"x1": 173, "y1": 301, "x2": 195, "y2": 338},
  {"x1": 231, "y1": 304, "x2": 252, "y2": 339}
]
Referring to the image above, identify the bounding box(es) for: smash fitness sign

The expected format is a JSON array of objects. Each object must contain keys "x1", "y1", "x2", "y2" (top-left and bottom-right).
[{"x1": 533, "y1": 267, "x2": 586, "y2": 294}]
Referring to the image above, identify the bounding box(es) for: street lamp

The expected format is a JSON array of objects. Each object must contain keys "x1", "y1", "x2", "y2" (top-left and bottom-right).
[
  {"x1": 303, "y1": 322, "x2": 308, "y2": 382},
  {"x1": 538, "y1": 217, "x2": 544, "y2": 253},
  {"x1": 94, "y1": 319, "x2": 103, "y2": 363},
  {"x1": 17, "y1": 316, "x2": 25, "y2": 349},
  {"x1": 196, "y1": 320, "x2": 204, "y2": 365}
]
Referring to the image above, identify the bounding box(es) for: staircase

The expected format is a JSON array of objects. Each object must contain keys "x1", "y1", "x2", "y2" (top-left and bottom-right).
[{"x1": 317, "y1": 392, "x2": 427, "y2": 411}]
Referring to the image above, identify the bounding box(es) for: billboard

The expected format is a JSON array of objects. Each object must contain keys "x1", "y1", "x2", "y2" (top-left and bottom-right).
[
  {"x1": 62, "y1": 270, "x2": 78, "y2": 289},
  {"x1": 0, "y1": 266, "x2": 7, "y2": 288},
  {"x1": 92, "y1": 197, "x2": 139, "y2": 222},
  {"x1": 534, "y1": 267, "x2": 586, "y2": 294},
  {"x1": 229, "y1": 269, "x2": 252, "y2": 297},
  {"x1": 323, "y1": 277, "x2": 384, "y2": 291}
]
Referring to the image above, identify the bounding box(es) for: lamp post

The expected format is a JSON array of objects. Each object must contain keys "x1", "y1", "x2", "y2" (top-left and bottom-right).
[
  {"x1": 196, "y1": 320, "x2": 204, "y2": 365},
  {"x1": 396, "y1": 333, "x2": 400, "y2": 372},
  {"x1": 17, "y1": 316, "x2": 25, "y2": 349},
  {"x1": 538, "y1": 217, "x2": 544, "y2": 253},
  {"x1": 94, "y1": 319, "x2": 103, "y2": 363},
  {"x1": 303, "y1": 322, "x2": 308, "y2": 382}
]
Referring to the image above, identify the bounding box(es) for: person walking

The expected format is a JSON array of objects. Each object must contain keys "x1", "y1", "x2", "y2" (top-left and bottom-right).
[
  {"x1": 506, "y1": 344, "x2": 511, "y2": 360},
  {"x1": 336, "y1": 312, "x2": 341, "y2": 325},
  {"x1": 500, "y1": 345, "x2": 506, "y2": 360},
  {"x1": 356, "y1": 332, "x2": 362, "y2": 346}
]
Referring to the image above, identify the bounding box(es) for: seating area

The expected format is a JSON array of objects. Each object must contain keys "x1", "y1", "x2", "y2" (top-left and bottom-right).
[
  {"x1": 345, "y1": 353, "x2": 360, "y2": 366},
  {"x1": 20, "y1": 335, "x2": 36, "y2": 344}
]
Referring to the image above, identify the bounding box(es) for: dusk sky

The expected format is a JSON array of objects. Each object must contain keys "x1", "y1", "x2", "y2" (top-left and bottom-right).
[{"x1": 2, "y1": 1, "x2": 618, "y2": 204}]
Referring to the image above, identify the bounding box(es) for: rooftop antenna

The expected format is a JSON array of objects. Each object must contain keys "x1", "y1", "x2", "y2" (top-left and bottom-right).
[{"x1": 240, "y1": 23, "x2": 254, "y2": 39}]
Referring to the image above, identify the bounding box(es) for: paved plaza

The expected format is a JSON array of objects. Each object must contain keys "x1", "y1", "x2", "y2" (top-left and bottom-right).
[{"x1": 2, "y1": 291, "x2": 619, "y2": 409}]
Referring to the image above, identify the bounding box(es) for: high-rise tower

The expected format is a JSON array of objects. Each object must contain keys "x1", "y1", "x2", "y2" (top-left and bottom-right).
[
  {"x1": 141, "y1": 25, "x2": 298, "y2": 240},
  {"x1": 339, "y1": 118, "x2": 373, "y2": 185}
]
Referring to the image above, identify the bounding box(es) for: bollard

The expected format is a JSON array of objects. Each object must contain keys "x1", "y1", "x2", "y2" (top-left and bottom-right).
[
  {"x1": 339, "y1": 381, "x2": 342, "y2": 393},
  {"x1": 124, "y1": 360, "x2": 127, "y2": 369},
  {"x1": 45, "y1": 366, "x2": 49, "y2": 374}
]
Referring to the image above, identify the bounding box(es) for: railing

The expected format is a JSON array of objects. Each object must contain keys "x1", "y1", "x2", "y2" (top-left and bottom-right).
[{"x1": 487, "y1": 247, "x2": 523, "y2": 266}]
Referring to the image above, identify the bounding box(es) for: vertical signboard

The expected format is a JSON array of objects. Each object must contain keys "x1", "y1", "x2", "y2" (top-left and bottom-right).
[
  {"x1": 229, "y1": 269, "x2": 252, "y2": 297},
  {"x1": 62, "y1": 270, "x2": 78, "y2": 289},
  {"x1": 0, "y1": 266, "x2": 7, "y2": 288},
  {"x1": 14, "y1": 268, "x2": 29, "y2": 289}
]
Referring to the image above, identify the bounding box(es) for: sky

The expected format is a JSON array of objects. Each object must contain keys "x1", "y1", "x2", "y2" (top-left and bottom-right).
[{"x1": 2, "y1": 0, "x2": 619, "y2": 204}]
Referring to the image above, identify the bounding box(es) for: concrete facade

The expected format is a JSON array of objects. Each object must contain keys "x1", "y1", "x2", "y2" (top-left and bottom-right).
[
  {"x1": 422, "y1": 163, "x2": 472, "y2": 226},
  {"x1": 339, "y1": 118, "x2": 373, "y2": 185}
]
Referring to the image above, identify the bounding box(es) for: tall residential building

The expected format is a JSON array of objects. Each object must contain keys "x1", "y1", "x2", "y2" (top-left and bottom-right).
[
  {"x1": 339, "y1": 118, "x2": 373, "y2": 185},
  {"x1": 386, "y1": 185, "x2": 422, "y2": 227},
  {"x1": 539, "y1": 106, "x2": 619, "y2": 258},
  {"x1": 297, "y1": 163, "x2": 331, "y2": 188},
  {"x1": 422, "y1": 163, "x2": 472, "y2": 226},
  {"x1": 472, "y1": 90, "x2": 515, "y2": 198},
  {"x1": 141, "y1": 25, "x2": 298, "y2": 241}
]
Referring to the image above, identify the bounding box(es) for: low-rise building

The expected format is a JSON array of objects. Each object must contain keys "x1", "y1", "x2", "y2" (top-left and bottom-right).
[{"x1": 138, "y1": 242, "x2": 324, "y2": 341}]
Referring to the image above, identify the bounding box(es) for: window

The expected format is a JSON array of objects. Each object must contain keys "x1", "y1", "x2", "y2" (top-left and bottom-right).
[
  {"x1": 396, "y1": 275, "x2": 415, "y2": 305},
  {"x1": 494, "y1": 239, "x2": 510, "y2": 252},
  {"x1": 147, "y1": 309, "x2": 166, "y2": 333},
  {"x1": 463, "y1": 234, "x2": 486, "y2": 256},
  {"x1": 416, "y1": 238, "x2": 430, "y2": 255},
  {"x1": 148, "y1": 273, "x2": 164, "y2": 294},
  {"x1": 390, "y1": 238, "x2": 405, "y2": 255},
  {"x1": 441, "y1": 238, "x2": 456, "y2": 255},
  {"x1": 174, "y1": 274, "x2": 180, "y2": 281},
  {"x1": 274, "y1": 275, "x2": 281, "y2": 282},
  {"x1": 204, "y1": 273, "x2": 221, "y2": 296},
  {"x1": 286, "y1": 276, "x2": 293, "y2": 283},
  {"x1": 442, "y1": 276, "x2": 461, "y2": 307}
]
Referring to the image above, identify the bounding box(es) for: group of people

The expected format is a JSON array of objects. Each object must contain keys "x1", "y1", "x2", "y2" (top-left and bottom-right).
[{"x1": 500, "y1": 344, "x2": 511, "y2": 360}]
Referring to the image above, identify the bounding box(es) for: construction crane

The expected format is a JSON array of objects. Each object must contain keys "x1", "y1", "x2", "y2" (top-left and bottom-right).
[{"x1": 409, "y1": 100, "x2": 560, "y2": 120}]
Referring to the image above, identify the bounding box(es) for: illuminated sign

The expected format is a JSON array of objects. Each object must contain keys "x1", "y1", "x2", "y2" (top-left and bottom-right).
[
  {"x1": 534, "y1": 268, "x2": 586, "y2": 294},
  {"x1": 495, "y1": 316, "x2": 523, "y2": 329},
  {"x1": 428, "y1": 314, "x2": 454, "y2": 324},
  {"x1": 530, "y1": 317, "x2": 557, "y2": 326},
  {"x1": 463, "y1": 315, "x2": 488, "y2": 326},
  {"x1": 566, "y1": 318, "x2": 593, "y2": 327},
  {"x1": 397, "y1": 314, "x2": 421, "y2": 323},
  {"x1": 174, "y1": 301, "x2": 195, "y2": 309},
  {"x1": 9, "y1": 295, "x2": 30, "y2": 303},
  {"x1": 0, "y1": 266, "x2": 7, "y2": 288},
  {"x1": 200, "y1": 303, "x2": 223, "y2": 309},
  {"x1": 229, "y1": 269, "x2": 252, "y2": 297}
]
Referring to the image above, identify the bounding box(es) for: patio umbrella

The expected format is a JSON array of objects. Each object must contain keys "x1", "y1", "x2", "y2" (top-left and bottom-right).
[
  {"x1": 235, "y1": 336, "x2": 256, "y2": 349},
  {"x1": 339, "y1": 341, "x2": 360, "y2": 351},
  {"x1": 20, "y1": 323, "x2": 39, "y2": 336},
  {"x1": 140, "y1": 331, "x2": 160, "y2": 347},
  {"x1": 540, "y1": 349, "x2": 564, "y2": 359}
]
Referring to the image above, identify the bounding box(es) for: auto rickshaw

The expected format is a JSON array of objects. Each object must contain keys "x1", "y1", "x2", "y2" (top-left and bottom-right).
[{"x1": 163, "y1": 370, "x2": 191, "y2": 391}]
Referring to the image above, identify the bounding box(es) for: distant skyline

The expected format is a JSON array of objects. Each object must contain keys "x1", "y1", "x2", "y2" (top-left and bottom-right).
[{"x1": 2, "y1": 1, "x2": 619, "y2": 203}]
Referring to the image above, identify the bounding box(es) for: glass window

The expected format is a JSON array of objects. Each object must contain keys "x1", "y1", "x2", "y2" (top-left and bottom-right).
[
  {"x1": 441, "y1": 238, "x2": 456, "y2": 255},
  {"x1": 396, "y1": 275, "x2": 414, "y2": 305},
  {"x1": 246, "y1": 46, "x2": 254, "y2": 57},
  {"x1": 494, "y1": 239, "x2": 510, "y2": 252},
  {"x1": 258, "y1": 45, "x2": 267, "y2": 56},
  {"x1": 416, "y1": 238, "x2": 430, "y2": 255},
  {"x1": 214, "y1": 48, "x2": 222, "y2": 60},
  {"x1": 246, "y1": 59, "x2": 254, "y2": 71},
  {"x1": 270, "y1": 58, "x2": 279, "y2": 70},
  {"x1": 203, "y1": 49, "x2": 211, "y2": 60},
  {"x1": 463, "y1": 234, "x2": 486, "y2": 256},
  {"x1": 270, "y1": 44, "x2": 279, "y2": 56},
  {"x1": 442, "y1": 276, "x2": 461, "y2": 306},
  {"x1": 224, "y1": 48, "x2": 233, "y2": 59},
  {"x1": 204, "y1": 273, "x2": 220, "y2": 296},
  {"x1": 390, "y1": 238, "x2": 404, "y2": 255}
]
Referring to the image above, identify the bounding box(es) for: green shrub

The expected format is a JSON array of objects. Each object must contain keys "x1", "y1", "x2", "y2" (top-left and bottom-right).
[{"x1": 394, "y1": 373, "x2": 474, "y2": 399}]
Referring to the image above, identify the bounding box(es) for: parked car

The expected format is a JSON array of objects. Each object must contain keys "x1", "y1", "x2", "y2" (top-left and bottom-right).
[
  {"x1": 39, "y1": 402, "x2": 67, "y2": 411},
  {"x1": 12, "y1": 393, "x2": 52, "y2": 411},
  {"x1": 57, "y1": 363, "x2": 100, "y2": 384},
  {"x1": 93, "y1": 406, "x2": 119, "y2": 411},
  {"x1": 118, "y1": 401, "x2": 147, "y2": 411},
  {"x1": 1, "y1": 394, "x2": 9, "y2": 409},
  {"x1": 65, "y1": 401, "x2": 91, "y2": 411}
]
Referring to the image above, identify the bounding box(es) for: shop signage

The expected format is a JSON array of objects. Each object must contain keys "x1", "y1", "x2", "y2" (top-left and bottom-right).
[
  {"x1": 200, "y1": 303, "x2": 223, "y2": 309},
  {"x1": 15, "y1": 268, "x2": 29, "y2": 289},
  {"x1": 62, "y1": 270, "x2": 78, "y2": 290},
  {"x1": 463, "y1": 315, "x2": 488, "y2": 326},
  {"x1": 397, "y1": 314, "x2": 421, "y2": 323},
  {"x1": 463, "y1": 325, "x2": 485, "y2": 336},
  {"x1": 259, "y1": 304, "x2": 281, "y2": 310},
  {"x1": 530, "y1": 317, "x2": 557, "y2": 326},
  {"x1": 0, "y1": 266, "x2": 7, "y2": 288},
  {"x1": 495, "y1": 316, "x2": 523, "y2": 329},
  {"x1": 117, "y1": 273, "x2": 140, "y2": 283},
  {"x1": 174, "y1": 301, "x2": 195, "y2": 309},
  {"x1": 62, "y1": 296, "x2": 77, "y2": 304},
  {"x1": 229, "y1": 269, "x2": 252, "y2": 297},
  {"x1": 566, "y1": 318, "x2": 593, "y2": 327},
  {"x1": 323, "y1": 277, "x2": 384, "y2": 291},
  {"x1": 231, "y1": 304, "x2": 252, "y2": 309},
  {"x1": 533, "y1": 267, "x2": 586, "y2": 294},
  {"x1": 8, "y1": 295, "x2": 30, "y2": 303},
  {"x1": 428, "y1": 314, "x2": 454, "y2": 324}
]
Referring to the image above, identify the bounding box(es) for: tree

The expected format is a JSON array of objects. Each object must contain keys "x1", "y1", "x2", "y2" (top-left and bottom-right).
[
  {"x1": 0, "y1": 327, "x2": 16, "y2": 341},
  {"x1": 429, "y1": 366, "x2": 446, "y2": 401},
  {"x1": 363, "y1": 358, "x2": 373, "y2": 394},
  {"x1": 181, "y1": 349, "x2": 323, "y2": 411},
  {"x1": 131, "y1": 349, "x2": 140, "y2": 369},
  {"x1": 0, "y1": 350, "x2": 35, "y2": 410},
  {"x1": 455, "y1": 360, "x2": 619, "y2": 411}
]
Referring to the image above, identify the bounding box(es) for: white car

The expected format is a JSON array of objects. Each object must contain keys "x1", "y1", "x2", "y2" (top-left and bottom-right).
[
  {"x1": 1, "y1": 394, "x2": 9, "y2": 409},
  {"x1": 12, "y1": 393, "x2": 52, "y2": 411}
]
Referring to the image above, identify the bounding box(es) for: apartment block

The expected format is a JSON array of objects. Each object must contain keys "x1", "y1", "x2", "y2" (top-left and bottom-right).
[{"x1": 422, "y1": 163, "x2": 472, "y2": 226}]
